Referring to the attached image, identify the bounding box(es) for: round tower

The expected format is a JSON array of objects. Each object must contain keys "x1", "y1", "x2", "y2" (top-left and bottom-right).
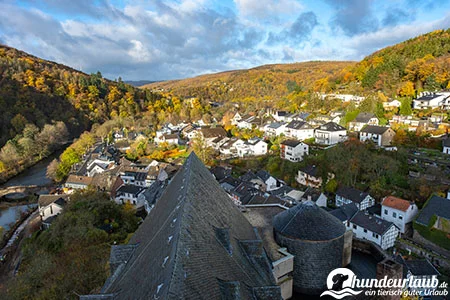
[{"x1": 273, "y1": 201, "x2": 348, "y2": 295}]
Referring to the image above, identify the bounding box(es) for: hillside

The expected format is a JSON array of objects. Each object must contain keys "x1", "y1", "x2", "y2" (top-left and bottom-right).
[
  {"x1": 143, "y1": 61, "x2": 356, "y2": 104},
  {"x1": 351, "y1": 29, "x2": 450, "y2": 96},
  {"x1": 145, "y1": 29, "x2": 450, "y2": 103},
  {"x1": 0, "y1": 45, "x2": 163, "y2": 180}
]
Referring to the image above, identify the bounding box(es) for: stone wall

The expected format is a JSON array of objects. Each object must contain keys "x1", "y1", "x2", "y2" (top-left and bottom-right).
[{"x1": 274, "y1": 231, "x2": 344, "y2": 295}]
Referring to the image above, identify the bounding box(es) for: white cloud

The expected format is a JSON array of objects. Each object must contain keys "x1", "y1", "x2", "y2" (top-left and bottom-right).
[{"x1": 234, "y1": 0, "x2": 303, "y2": 19}]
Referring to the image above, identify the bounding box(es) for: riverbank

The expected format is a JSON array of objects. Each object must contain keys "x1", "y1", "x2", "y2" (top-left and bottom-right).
[{"x1": 0, "y1": 141, "x2": 71, "y2": 186}]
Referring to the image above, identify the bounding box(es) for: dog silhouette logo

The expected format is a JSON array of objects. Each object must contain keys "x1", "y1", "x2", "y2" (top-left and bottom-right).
[{"x1": 320, "y1": 268, "x2": 362, "y2": 299}]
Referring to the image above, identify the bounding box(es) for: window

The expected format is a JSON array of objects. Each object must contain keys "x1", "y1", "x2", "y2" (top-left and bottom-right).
[
  {"x1": 399, "y1": 215, "x2": 403, "y2": 220},
  {"x1": 353, "y1": 225, "x2": 357, "y2": 230},
  {"x1": 393, "y1": 212, "x2": 397, "y2": 218},
  {"x1": 372, "y1": 233, "x2": 379, "y2": 238},
  {"x1": 384, "y1": 209, "x2": 388, "y2": 215},
  {"x1": 364, "y1": 229, "x2": 367, "y2": 233}
]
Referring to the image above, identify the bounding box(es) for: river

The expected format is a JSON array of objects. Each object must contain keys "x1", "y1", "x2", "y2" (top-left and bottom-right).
[
  {"x1": 0, "y1": 146, "x2": 68, "y2": 188},
  {"x1": 0, "y1": 204, "x2": 37, "y2": 232}
]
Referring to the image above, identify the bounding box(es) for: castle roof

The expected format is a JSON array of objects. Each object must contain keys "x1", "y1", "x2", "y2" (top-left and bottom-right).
[
  {"x1": 273, "y1": 201, "x2": 345, "y2": 241},
  {"x1": 89, "y1": 153, "x2": 281, "y2": 299}
]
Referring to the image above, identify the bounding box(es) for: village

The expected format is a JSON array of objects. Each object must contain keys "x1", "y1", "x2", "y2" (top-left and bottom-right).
[{"x1": 26, "y1": 90, "x2": 450, "y2": 298}]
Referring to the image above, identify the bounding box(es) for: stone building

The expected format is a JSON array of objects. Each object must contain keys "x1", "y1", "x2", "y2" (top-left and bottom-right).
[{"x1": 272, "y1": 201, "x2": 352, "y2": 295}]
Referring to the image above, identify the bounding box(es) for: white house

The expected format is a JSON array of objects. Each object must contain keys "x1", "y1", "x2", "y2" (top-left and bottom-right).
[
  {"x1": 280, "y1": 140, "x2": 309, "y2": 162},
  {"x1": 296, "y1": 165, "x2": 333, "y2": 188},
  {"x1": 335, "y1": 186, "x2": 375, "y2": 210},
  {"x1": 359, "y1": 126, "x2": 396, "y2": 147},
  {"x1": 65, "y1": 175, "x2": 92, "y2": 190},
  {"x1": 443, "y1": 137, "x2": 450, "y2": 154},
  {"x1": 284, "y1": 120, "x2": 314, "y2": 140},
  {"x1": 383, "y1": 99, "x2": 401, "y2": 109},
  {"x1": 120, "y1": 171, "x2": 153, "y2": 187},
  {"x1": 231, "y1": 112, "x2": 243, "y2": 125},
  {"x1": 413, "y1": 91, "x2": 450, "y2": 109},
  {"x1": 255, "y1": 170, "x2": 282, "y2": 192},
  {"x1": 86, "y1": 159, "x2": 113, "y2": 177},
  {"x1": 219, "y1": 138, "x2": 244, "y2": 156},
  {"x1": 114, "y1": 184, "x2": 146, "y2": 207},
  {"x1": 348, "y1": 211, "x2": 399, "y2": 250},
  {"x1": 236, "y1": 114, "x2": 256, "y2": 129},
  {"x1": 271, "y1": 111, "x2": 295, "y2": 122},
  {"x1": 348, "y1": 113, "x2": 379, "y2": 132},
  {"x1": 264, "y1": 122, "x2": 287, "y2": 136},
  {"x1": 246, "y1": 138, "x2": 268, "y2": 156},
  {"x1": 381, "y1": 196, "x2": 419, "y2": 234},
  {"x1": 314, "y1": 122, "x2": 347, "y2": 145},
  {"x1": 38, "y1": 194, "x2": 69, "y2": 229}
]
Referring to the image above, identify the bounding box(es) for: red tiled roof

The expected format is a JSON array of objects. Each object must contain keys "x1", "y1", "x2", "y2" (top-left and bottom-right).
[{"x1": 382, "y1": 196, "x2": 411, "y2": 212}]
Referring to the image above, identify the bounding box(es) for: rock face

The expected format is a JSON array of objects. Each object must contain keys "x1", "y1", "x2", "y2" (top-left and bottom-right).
[{"x1": 273, "y1": 201, "x2": 350, "y2": 295}]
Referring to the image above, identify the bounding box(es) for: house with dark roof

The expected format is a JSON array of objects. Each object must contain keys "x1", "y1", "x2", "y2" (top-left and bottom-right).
[
  {"x1": 335, "y1": 186, "x2": 375, "y2": 210},
  {"x1": 348, "y1": 211, "x2": 399, "y2": 250},
  {"x1": 443, "y1": 136, "x2": 450, "y2": 154},
  {"x1": 285, "y1": 120, "x2": 314, "y2": 140},
  {"x1": 209, "y1": 166, "x2": 232, "y2": 181},
  {"x1": 280, "y1": 140, "x2": 308, "y2": 162},
  {"x1": 359, "y1": 126, "x2": 395, "y2": 147},
  {"x1": 314, "y1": 122, "x2": 347, "y2": 145},
  {"x1": 381, "y1": 196, "x2": 418, "y2": 233},
  {"x1": 415, "y1": 194, "x2": 450, "y2": 234},
  {"x1": 230, "y1": 181, "x2": 262, "y2": 205},
  {"x1": 395, "y1": 255, "x2": 440, "y2": 297},
  {"x1": 255, "y1": 170, "x2": 283, "y2": 192},
  {"x1": 296, "y1": 165, "x2": 334, "y2": 188},
  {"x1": 81, "y1": 153, "x2": 283, "y2": 299},
  {"x1": 236, "y1": 114, "x2": 256, "y2": 129},
  {"x1": 300, "y1": 188, "x2": 327, "y2": 207},
  {"x1": 38, "y1": 194, "x2": 70, "y2": 229},
  {"x1": 264, "y1": 122, "x2": 287, "y2": 136},
  {"x1": 120, "y1": 171, "x2": 152, "y2": 187},
  {"x1": 329, "y1": 203, "x2": 358, "y2": 223},
  {"x1": 195, "y1": 126, "x2": 228, "y2": 145},
  {"x1": 348, "y1": 112, "x2": 379, "y2": 131},
  {"x1": 114, "y1": 184, "x2": 146, "y2": 207},
  {"x1": 413, "y1": 91, "x2": 450, "y2": 109}
]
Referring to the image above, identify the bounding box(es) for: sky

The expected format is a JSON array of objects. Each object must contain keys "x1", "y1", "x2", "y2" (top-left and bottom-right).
[{"x1": 1, "y1": 0, "x2": 450, "y2": 81}]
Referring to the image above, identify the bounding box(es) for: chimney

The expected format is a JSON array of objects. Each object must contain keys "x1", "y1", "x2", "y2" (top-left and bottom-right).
[{"x1": 447, "y1": 190, "x2": 450, "y2": 200}]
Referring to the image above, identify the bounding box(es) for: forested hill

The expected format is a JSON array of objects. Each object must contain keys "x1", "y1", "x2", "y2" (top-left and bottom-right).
[
  {"x1": 145, "y1": 29, "x2": 450, "y2": 103},
  {"x1": 351, "y1": 29, "x2": 450, "y2": 96},
  {"x1": 142, "y1": 61, "x2": 356, "y2": 103},
  {"x1": 0, "y1": 45, "x2": 153, "y2": 147}
]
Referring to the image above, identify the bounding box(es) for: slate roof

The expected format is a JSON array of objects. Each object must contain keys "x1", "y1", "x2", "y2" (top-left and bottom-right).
[
  {"x1": 329, "y1": 203, "x2": 358, "y2": 222},
  {"x1": 404, "y1": 260, "x2": 440, "y2": 276},
  {"x1": 416, "y1": 94, "x2": 441, "y2": 101},
  {"x1": 415, "y1": 195, "x2": 450, "y2": 226},
  {"x1": 354, "y1": 112, "x2": 376, "y2": 123},
  {"x1": 443, "y1": 137, "x2": 450, "y2": 148},
  {"x1": 116, "y1": 184, "x2": 144, "y2": 196},
  {"x1": 267, "y1": 122, "x2": 285, "y2": 129},
  {"x1": 142, "y1": 180, "x2": 168, "y2": 207},
  {"x1": 382, "y1": 196, "x2": 412, "y2": 212},
  {"x1": 317, "y1": 122, "x2": 346, "y2": 132},
  {"x1": 302, "y1": 188, "x2": 324, "y2": 203},
  {"x1": 299, "y1": 165, "x2": 319, "y2": 177},
  {"x1": 256, "y1": 170, "x2": 272, "y2": 182},
  {"x1": 286, "y1": 120, "x2": 311, "y2": 130},
  {"x1": 273, "y1": 201, "x2": 345, "y2": 240},
  {"x1": 336, "y1": 186, "x2": 370, "y2": 204},
  {"x1": 210, "y1": 166, "x2": 232, "y2": 181},
  {"x1": 231, "y1": 182, "x2": 261, "y2": 205},
  {"x1": 38, "y1": 194, "x2": 69, "y2": 207},
  {"x1": 281, "y1": 139, "x2": 302, "y2": 148},
  {"x1": 240, "y1": 171, "x2": 259, "y2": 182},
  {"x1": 360, "y1": 125, "x2": 391, "y2": 135},
  {"x1": 350, "y1": 211, "x2": 395, "y2": 235},
  {"x1": 88, "y1": 153, "x2": 281, "y2": 299}
]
